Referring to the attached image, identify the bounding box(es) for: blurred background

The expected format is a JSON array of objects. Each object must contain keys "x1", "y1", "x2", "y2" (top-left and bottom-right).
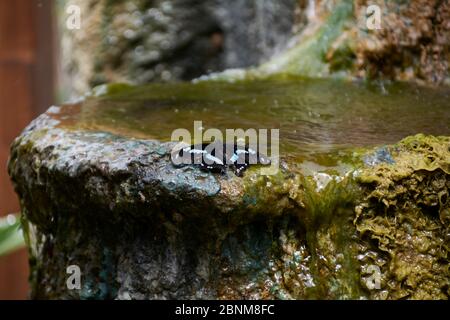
[{"x1": 0, "y1": 0, "x2": 55, "y2": 299}]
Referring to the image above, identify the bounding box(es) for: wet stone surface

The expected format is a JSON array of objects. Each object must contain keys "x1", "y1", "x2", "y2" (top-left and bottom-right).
[{"x1": 8, "y1": 79, "x2": 450, "y2": 299}]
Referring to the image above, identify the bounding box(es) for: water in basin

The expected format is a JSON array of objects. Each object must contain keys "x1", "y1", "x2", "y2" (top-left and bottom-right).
[{"x1": 54, "y1": 78, "x2": 450, "y2": 166}]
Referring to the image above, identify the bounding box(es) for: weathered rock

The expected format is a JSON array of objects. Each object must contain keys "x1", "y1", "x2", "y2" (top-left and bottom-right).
[
  {"x1": 230, "y1": 0, "x2": 450, "y2": 85},
  {"x1": 59, "y1": 0, "x2": 297, "y2": 98},
  {"x1": 59, "y1": 0, "x2": 450, "y2": 99},
  {"x1": 8, "y1": 80, "x2": 450, "y2": 299},
  {"x1": 353, "y1": 0, "x2": 450, "y2": 84}
]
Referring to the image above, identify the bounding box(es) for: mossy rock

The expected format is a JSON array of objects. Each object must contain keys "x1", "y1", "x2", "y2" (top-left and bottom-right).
[{"x1": 8, "y1": 80, "x2": 450, "y2": 299}]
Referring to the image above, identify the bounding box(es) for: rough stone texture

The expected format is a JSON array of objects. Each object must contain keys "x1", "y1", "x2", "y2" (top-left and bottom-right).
[
  {"x1": 59, "y1": 0, "x2": 450, "y2": 98},
  {"x1": 8, "y1": 105, "x2": 449, "y2": 299},
  {"x1": 354, "y1": 0, "x2": 450, "y2": 84},
  {"x1": 59, "y1": 0, "x2": 297, "y2": 98},
  {"x1": 8, "y1": 111, "x2": 286, "y2": 299},
  {"x1": 255, "y1": 0, "x2": 450, "y2": 85},
  {"x1": 355, "y1": 135, "x2": 450, "y2": 299}
]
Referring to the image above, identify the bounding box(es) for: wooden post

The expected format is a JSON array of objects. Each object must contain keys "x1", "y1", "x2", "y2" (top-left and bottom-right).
[{"x1": 0, "y1": 0, "x2": 55, "y2": 299}]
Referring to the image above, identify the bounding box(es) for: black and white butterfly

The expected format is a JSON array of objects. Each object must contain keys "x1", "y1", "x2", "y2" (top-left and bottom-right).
[{"x1": 171, "y1": 142, "x2": 270, "y2": 176}]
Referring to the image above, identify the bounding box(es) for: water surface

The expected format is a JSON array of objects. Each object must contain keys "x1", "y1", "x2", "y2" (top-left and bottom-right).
[{"x1": 54, "y1": 78, "x2": 450, "y2": 165}]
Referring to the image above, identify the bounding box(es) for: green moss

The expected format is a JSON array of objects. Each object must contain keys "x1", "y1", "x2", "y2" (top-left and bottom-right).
[
  {"x1": 355, "y1": 134, "x2": 450, "y2": 299},
  {"x1": 91, "y1": 83, "x2": 134, "y2": 97},
  {"x1": 258, "y1": 0, "x2": 354, "y2": 77},
  {"x1": 236, "y1": 134, "x2": 449, "y2": 299},
  {"x1": 239, "y1": 161, "x2": 364, "y2": 299}
]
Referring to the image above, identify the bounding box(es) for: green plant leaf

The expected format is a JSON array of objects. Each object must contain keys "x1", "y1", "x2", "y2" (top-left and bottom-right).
[{"x1": 0, "y1": 214, "x2": 25, "y2": 257}]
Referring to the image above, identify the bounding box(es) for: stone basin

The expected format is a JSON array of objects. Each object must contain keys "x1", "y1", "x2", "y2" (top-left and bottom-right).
[{"x1": 8, "y1": 78, "x2": 450, "y2": 299}]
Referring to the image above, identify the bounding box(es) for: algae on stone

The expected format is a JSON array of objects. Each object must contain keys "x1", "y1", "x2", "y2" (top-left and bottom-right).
[
  {"x1": 7, "y1": 79, "x2": 450, "y2": 299},
  {"x1": 355, "y1": 135, "x2": 450, "y2": 299}
]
